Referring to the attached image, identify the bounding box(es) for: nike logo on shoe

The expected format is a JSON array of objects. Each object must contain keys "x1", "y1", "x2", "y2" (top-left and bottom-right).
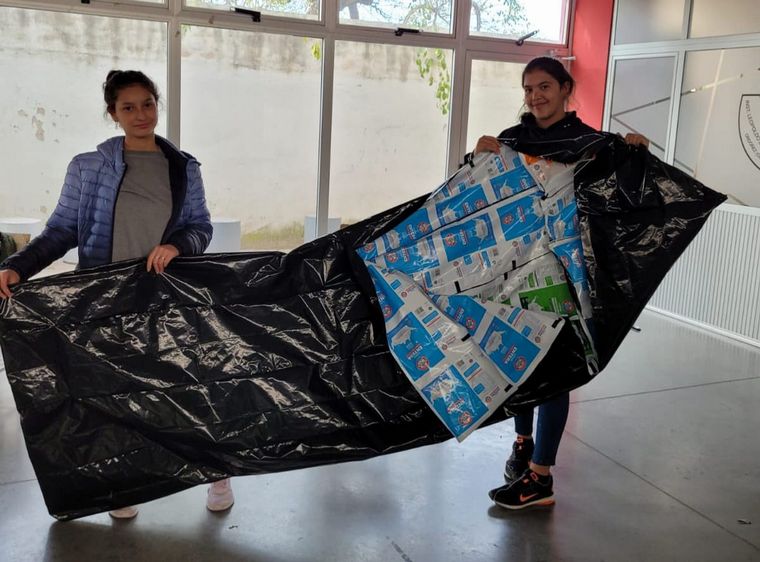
[{"x1": 520, "y1": 493, "x2": 538, "y2": 502}]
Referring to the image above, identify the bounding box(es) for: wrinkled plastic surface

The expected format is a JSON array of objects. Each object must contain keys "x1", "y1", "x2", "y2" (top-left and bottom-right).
[
  {"x1": 0, "y1": 134, "x2": 725, "y2": 519},
  {"x1": 573, "y1": 136, "x2": 726, "y2": 367},
  {"x1": 0, "y1": 200, "x2": 481, "y2": 520},
  {"x1": 501, "y1": 133, "x2": 725, "y2": 406}
]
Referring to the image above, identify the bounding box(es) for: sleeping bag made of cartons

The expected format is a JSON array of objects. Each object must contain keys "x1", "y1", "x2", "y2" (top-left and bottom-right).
[
  {"x1": 0, "y1": 133, "x2": 725, "y2": 519},
  {"x1": 358, "y1": 143, "x2": 597, "y2": 439}
]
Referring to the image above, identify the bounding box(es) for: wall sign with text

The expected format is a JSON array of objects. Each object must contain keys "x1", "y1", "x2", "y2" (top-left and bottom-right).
[{"x1": 739, "y1": 94, "x2": 760, "y2": 171}]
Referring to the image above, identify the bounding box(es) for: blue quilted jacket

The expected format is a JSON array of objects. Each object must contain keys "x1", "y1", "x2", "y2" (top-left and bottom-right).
[{"x1": 2, "y1": 136, "x2": 213, "y2": 280}]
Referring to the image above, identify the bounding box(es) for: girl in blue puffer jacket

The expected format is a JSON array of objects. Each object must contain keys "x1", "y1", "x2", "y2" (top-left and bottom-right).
[{"x1": 0, "y1": 70, "x2": 232, "y2": 518}]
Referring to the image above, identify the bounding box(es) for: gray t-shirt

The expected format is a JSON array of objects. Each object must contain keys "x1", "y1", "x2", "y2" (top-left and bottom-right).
[{"x1": 111, "y1": 151, "x2": 172, "y2": 262}]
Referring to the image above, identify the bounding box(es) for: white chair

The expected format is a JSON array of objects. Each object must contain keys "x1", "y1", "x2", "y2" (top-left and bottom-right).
[
  {"x1": 206, "y1": 217, "x2": 242, "y2": 253},
  {"x1": 0, "y1": 217, "x2": 42, "y2": 238},
  {"x1": 303, "y1": 216, "x2": 342, "y2": 243}
]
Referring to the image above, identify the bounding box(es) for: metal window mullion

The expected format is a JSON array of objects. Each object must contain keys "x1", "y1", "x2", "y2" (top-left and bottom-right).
[
  {"x1": 602, "y1": 52, "x2": 619, "y2": 132},
  {"x1": 94, "y1": 0, "x2": 168, "y2": 8},
  {"x1": 179, "y1": 5, "x2": 328, "y2": 38},
  {"x1": 167, "y1": 0, "x2": 181, "y2": 146},
  {"x1": 320, "y1": 33, "x2": 570, "y2": 55},
  {"x1": 681, "y1": 0, "x2": 693, "y2": 40},
  {"x1": 602, "y1": 0, "x2": 622, "y2": 131},
  {"x1": 561, "y1": 0, "x2": 574, "y2": 46},
  {"x1": 665, "y1": 49, "x2": 686, "y2": 164},
  {"x1": 446, "y1": 0, "x2": 470, "y2": 175},
  {"x1": 462, "y1": 36, "x2": 570, "y2": 56},
  {"x1": 179, "y1": 0, "x2": 328, "y2": 27},
  {"x1": 449, "y1": 49, "x2": 472, "y2": 175},
  {"x1": 330, "y1": 27, "x2": 456, "y2": 49},
  {"x1": 610, "y1": 33, "x2": 760, "y2": 56},
  {"x1": 177, "y1": 9, "x2": 450, "y2": 49},
  {"x1": 315, "y1": 0, "x2": 337, "y2": 238},
  {"x1": 608, "y1": 0, "x2": 621, "y2": 49},
  {"x1": 0, "y1": 0, "x2": 169, "y2": 21},
  {"x1": 97, "y1": 0, "x2": 168, "y2": 8},
  {"x1": 171, "y1": 15, "x2": 470, "y2": 55}
]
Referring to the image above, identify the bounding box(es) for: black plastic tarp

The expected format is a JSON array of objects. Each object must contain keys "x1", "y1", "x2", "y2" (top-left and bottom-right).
[{"x1": 0, "y1": 135, "x2": 725, "y2": 519}]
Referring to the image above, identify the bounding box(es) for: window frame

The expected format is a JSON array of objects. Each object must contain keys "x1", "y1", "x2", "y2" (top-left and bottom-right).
[
  {"x1": 1, "y1": 0, "x2": 572, "y2": 236},
  {"x1": 606, "y1": 0, "x2": 760, "y2": 168}
]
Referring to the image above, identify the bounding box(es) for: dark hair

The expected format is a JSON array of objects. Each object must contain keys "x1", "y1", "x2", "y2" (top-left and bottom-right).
[
  {"x1": 522, "y1": 56, "x2": 575, "y2": 94},
  {"x1": 103, "y1": 70, "x2": 160, "y2": 114}
]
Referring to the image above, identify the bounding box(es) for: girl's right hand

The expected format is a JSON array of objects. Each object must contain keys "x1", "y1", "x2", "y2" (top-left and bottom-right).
[
  {"x1": 623, "y1": 133, "x2": 650, "y2": 148},
  {"x1": 474, "y1": 135, "x2": 502, "y2": 155},
  {"x1": 0, "y1": 269, "x2": 20, "y2": 299}
]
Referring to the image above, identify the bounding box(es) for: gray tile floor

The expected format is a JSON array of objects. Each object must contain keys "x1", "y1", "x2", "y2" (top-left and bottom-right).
[{"x1": 1, "y1": 310, "x2": 759, "y2": 562}]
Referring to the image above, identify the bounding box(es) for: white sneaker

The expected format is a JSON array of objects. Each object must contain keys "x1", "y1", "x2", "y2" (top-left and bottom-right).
[
  {"x1": 109, "y1": 505, "x2": 139, "y2": 519},
  {"x1": 206, "y1": 478, "x2": 234, "y2": 512}
]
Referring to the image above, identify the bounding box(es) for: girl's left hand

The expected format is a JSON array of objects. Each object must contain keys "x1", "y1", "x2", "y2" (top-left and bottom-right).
[
  {"x1": 624, "y1": 133, "x2": 650, "y2": 148},
  {"x1": 147, "y1": 244, "x2": 179, "y2": 274}
]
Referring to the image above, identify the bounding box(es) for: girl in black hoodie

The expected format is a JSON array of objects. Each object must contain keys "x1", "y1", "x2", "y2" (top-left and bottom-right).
[{"x1": 474, "y1": 57, "x2": 649, "y2": 510}]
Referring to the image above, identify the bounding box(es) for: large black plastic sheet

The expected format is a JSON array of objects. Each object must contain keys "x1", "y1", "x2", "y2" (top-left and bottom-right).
[{"x1": 0, "y1": 134, "x2": 725, "y2": 520}]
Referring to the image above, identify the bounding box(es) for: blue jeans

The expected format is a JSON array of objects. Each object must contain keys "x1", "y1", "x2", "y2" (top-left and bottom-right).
[{"x1": 513, "y1": 391, "x2": 569, "y2": 466}]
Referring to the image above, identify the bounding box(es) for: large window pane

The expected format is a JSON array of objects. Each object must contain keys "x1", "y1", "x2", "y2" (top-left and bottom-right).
[
  {"x1": 689, "y1": 0, "x2": 760, "y2": 39},
  {"x1": 469, "y1": 0, "x2": 568, "y2": 44},
  {"x1": 608, "y1": 57, "x2": 675, "y2": 160},
  {"x1": 614, "y1": 0, "x2": 684, "y2": 44},
  {"x1": 339, "y1": 0, "x2": 453, "y2": 34},
  {"x1": 0, "y1": 8, "x2": 167, "y2": 223},
  {"x1": 186, "y1": 0, "x2": 320, "y2": 20},
  {"x1": 330, "y1": 41, "x2": 452, "y2": 223},
  {"x1": 181, "y1": 26, "x2": 321, "y2": 251},
  {"x1": 466, "y1": 60, "x2": 525, "y2": 152},
  {"x1": 674, "y1": 48, "x2": 760, "y2": 207}
]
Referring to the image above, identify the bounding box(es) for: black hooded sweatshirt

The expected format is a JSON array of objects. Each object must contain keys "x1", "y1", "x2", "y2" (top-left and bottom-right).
[{"x1": 464, "y1": 111, "x2": 605, "y2": 165}]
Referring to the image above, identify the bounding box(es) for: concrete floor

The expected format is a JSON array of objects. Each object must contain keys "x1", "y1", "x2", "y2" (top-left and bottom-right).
[{"x1": 1, "y1": 309, "x2": 759, "y2": 562}]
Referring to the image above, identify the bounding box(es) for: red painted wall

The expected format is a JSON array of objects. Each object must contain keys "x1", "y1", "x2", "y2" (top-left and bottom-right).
[{"x1": 570, "y1": 0, "x2": 615, "y2": 130}]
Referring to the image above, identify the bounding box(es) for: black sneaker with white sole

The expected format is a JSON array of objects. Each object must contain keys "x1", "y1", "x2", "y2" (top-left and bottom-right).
[{"x1": 489, "y1": 469, "x2": 555, "y2": 510}]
